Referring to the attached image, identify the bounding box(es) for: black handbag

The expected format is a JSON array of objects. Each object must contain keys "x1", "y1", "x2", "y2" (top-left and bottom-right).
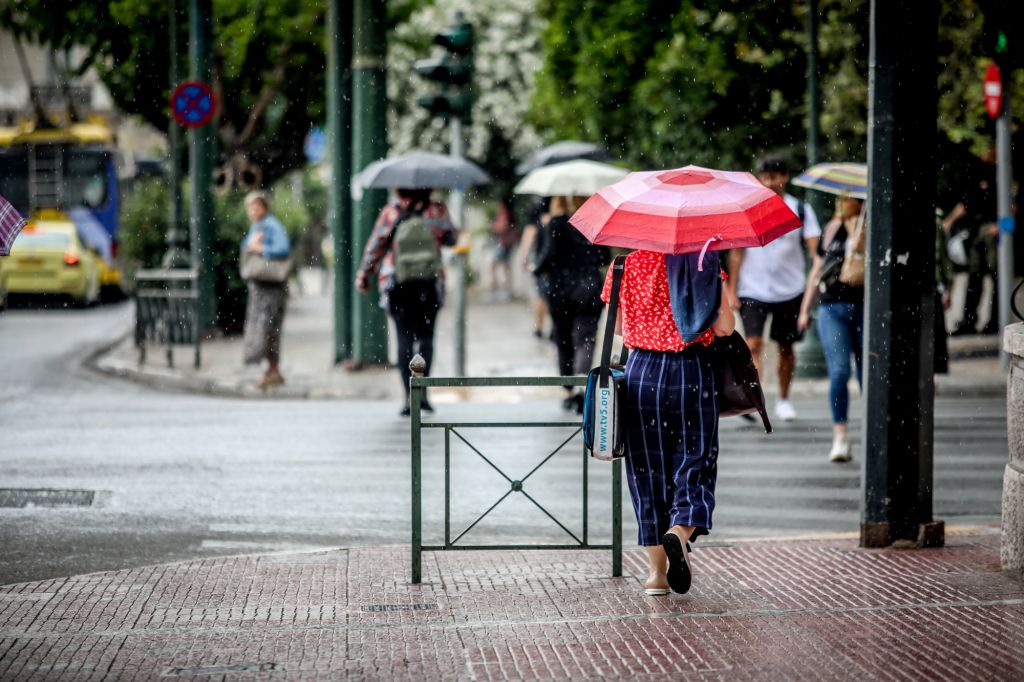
[
  {"x1": 709, "y1": 331, "x2": 772, "y2": 433},
  {"x1": 583, "y1": 255, "x2": 628, "y2": 460}
]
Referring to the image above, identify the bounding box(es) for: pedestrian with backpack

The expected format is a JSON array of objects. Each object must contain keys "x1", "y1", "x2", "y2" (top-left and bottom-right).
[{"x1": 355, "y1": 188, "x2": 458, "y2": 415}]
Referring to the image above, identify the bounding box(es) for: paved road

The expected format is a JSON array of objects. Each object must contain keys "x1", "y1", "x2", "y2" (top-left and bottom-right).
[{"x1": 0, "y1": 303, "x2": 1008, "y2": 585}]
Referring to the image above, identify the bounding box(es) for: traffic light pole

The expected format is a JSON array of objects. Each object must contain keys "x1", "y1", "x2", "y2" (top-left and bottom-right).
[
  {"x1": 326, "y1": 0, "x2": 352, "y2": 363},
  {"x1": 350, "y1": 0, "x2": 389, "y2": 366},
  {"x1": 163, "y1": 0, "x2": 189, "y2": 269},
  {"x1": 997, "y1": 104, "x2": 1015, "y2": 367},
  {"x1": 189, "y1": 0, "x2": 216, "y2": 328},
  {"x1": 449, "y1": 117, "x2": 467, "y2": 376}
]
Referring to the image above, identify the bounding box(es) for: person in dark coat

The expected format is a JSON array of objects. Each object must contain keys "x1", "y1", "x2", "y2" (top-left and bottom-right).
[{"x1": 533, "y1": 194, "x2": 611, "y2": 411}]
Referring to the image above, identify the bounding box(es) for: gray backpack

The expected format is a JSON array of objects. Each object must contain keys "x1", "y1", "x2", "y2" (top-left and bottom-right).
[{"x1": 392, "y1": 213, "x2": 441, "y2": 283}]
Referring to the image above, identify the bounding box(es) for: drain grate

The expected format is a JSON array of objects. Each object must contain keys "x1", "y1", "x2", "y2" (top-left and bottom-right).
[
  {"x1": 361, "y1": 603, "x2": 437, "y2": 613},
  {"x1": 0, "y1": 489, "x2": 95, "y2": 508},
  {"x1": 165, "y1": 662, "x2": 280, "y2": 676}
]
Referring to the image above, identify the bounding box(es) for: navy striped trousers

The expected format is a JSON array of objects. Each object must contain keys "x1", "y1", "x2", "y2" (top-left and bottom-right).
[{"x1": 624, "y1": 346, "x2": 720, "y2": 546}]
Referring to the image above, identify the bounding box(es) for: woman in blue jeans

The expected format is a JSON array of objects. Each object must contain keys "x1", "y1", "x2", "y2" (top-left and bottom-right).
[{"x1": 798, "y1": 196, "x2": 865, "y2": 462}]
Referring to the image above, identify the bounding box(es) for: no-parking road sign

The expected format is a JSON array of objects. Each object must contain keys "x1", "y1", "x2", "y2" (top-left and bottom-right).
[{"x1": 170, "y1": 81, "x2": 217, "y2": 128}]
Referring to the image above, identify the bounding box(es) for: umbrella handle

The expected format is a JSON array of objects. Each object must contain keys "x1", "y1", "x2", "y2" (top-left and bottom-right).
[{"x1": 697, "y1": 237, "x2": 719, "y2": 271}]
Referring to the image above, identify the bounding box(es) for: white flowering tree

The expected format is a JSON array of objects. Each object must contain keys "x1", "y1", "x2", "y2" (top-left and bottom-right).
[{"x1": 387, "y1": 0, "x2": 543, "y2": 194}]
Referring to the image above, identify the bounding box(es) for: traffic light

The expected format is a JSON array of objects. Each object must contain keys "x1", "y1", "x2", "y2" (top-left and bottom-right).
[
  {"x1": 982, "y1": 1, "x2": 1016, "y2": 70},
  {"x1": 414, "y1": 14, "x2": 474, "y2": 121}
]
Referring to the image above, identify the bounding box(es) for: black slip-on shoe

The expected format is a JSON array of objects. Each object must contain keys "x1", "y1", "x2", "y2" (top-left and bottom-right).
[{"x1": 661, "y1": 532, "x2": 692, "y2": 594}]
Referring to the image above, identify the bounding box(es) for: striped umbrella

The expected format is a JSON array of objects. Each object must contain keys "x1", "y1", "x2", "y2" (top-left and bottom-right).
[
  {"x1": 568, "y1": 165, "x2": 801, "y2": 256},
  {"x1": 792, "y1": 162, "x2": 867, "y2": 199},
  {"x1": 0, "y1": 193, "x2": 27, "y2": 257}
]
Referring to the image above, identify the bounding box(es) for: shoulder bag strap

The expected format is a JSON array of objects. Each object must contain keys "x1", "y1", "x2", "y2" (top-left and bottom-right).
[{"x1": 599, "y1": 255, "x2": 627, "y2": 388}]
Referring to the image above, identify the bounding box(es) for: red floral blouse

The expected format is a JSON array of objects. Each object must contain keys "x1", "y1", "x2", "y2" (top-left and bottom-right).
[{"x1": 600, "y1": 250, "x2": 723, "y2": 352}]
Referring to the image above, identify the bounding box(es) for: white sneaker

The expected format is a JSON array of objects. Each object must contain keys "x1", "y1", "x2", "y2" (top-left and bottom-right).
[
  {"x1": 775, "y1": 399, "x2": 797, "y2": 421},
  {"x1": 829, "y1": 437, "x2": 852, "y2": 462}
]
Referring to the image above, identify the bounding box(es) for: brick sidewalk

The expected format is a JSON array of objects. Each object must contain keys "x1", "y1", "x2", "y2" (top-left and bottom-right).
[{"x1": 1, "y1": 532, "x2": 1021, "y2": 680}]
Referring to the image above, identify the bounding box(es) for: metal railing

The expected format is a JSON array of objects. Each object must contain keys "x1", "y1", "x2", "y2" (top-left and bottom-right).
[
  {"x1": 409, "y1": 357, "x2": 622, "y2": 584},
  {"x1": 134, "y1": 268, "x2": 201, "y2": 369}
]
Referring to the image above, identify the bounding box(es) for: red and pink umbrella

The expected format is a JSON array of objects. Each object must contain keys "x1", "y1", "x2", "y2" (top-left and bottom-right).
[{"x1": 569, "y1": 165, "x2": 801, "y2": 259}]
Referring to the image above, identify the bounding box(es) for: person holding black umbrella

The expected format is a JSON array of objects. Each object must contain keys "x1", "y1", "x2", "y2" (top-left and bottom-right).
[{"x1": 355, "y1": 188, "x2": 458, "y2": 415}]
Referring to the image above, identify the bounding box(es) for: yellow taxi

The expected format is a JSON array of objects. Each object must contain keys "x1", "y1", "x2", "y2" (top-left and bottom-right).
[{"x1": 0, "y1": 220, "x2": 101, "y2": 307}]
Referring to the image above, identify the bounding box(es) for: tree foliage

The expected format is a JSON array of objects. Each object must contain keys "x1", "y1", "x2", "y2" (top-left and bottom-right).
[
  {"x1": 531, "y1": 0, "x2": 811, "y2": 171},
  {"x1": 530, "y1": 0, "x2": 1022, "y2": 189},
  {"x1": 2, "y1": 0, "x2": 326, "y2": 187}
]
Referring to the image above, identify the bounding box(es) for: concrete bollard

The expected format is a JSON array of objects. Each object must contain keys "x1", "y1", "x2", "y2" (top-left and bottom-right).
[{"x1": 1003, "y1": 323, "x2": 1024, "y2": 580}]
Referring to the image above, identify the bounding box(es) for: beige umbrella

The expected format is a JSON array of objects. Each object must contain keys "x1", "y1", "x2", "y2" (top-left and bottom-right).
[{"x1": 514, "y1": 159, "x2": 629, "y2": 197}]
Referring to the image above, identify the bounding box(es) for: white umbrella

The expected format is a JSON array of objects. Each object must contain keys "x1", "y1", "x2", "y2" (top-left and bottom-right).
[
  {"x1": 514, "y1": 159, "x2": 630, "y2": 197},
  {"x1": 515, "y1": 141, "x2": 609, "y2": 175}
]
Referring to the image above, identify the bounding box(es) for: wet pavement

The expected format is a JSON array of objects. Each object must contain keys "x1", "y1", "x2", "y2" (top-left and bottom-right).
[
  {"x1": 1, "y1": 269, "x2": 1016, "y2": 679},
  {"x1": 1, "y1": 532, "x2": 1020, "y2": 680}
]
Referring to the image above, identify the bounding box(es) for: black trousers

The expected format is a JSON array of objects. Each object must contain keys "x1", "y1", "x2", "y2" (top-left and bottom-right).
[
  {"x1": 548, "y1": 304, "x2": 601, "y2": 379},
  {"x1": 388, "y1": 280, "x2": 440, "y2": 396}
]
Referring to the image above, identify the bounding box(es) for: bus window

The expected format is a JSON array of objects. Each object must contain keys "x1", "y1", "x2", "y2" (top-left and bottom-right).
[{"x1": 64, "y1": 150, "x2": 110, "y2": 210}]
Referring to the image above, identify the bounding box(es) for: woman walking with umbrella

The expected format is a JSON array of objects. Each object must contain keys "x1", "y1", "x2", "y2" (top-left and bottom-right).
[
  {"x1": 573, "y1": 166, "x2": 800, "y2": 595},
  {"x1": 355, "y1": 188, "x2": 458, "y2": 415},
  {"x1": 793, "y1": 164, "x2": 868, "y2": 463},
  {"x1": 352, "y1": 151, "x2": 487, "y2": 414}
]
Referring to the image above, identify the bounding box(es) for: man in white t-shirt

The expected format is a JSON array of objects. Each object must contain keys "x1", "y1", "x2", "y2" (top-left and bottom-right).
[{"x1": 727, "y1": 156, "x2": 821, "y2": 421}]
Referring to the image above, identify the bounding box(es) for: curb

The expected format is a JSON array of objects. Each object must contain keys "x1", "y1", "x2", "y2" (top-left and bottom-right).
[{"x1": 86, "y1": 328, "x2": 1008, "y2": 401}]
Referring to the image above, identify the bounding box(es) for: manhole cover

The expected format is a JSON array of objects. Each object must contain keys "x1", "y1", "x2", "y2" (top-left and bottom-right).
[
  {"x1": 165, "y1": 662, "x2": 280, "y2": 676},
  {"x1": 361, "y1": 603, "x2": 438, "y2": 613},
  {"x1": 0, "y1": 489, "x2": 95, "y2": 508}
]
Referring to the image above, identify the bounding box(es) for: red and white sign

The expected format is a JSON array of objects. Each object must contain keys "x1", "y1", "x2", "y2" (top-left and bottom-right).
[{"x1": 984, "y1": 63, "x2": 1003, "y2": 119}]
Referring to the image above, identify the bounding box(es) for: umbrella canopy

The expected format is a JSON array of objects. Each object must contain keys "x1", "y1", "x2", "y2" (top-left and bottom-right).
[
  {"x1": 792, "y1": 162, "x2": 867, "y2": 199},
  {"x1": 569, "y1": 165, "x2": 801, "y2": 255},
  {"x1": 513, "y1": 159, "x2": 630, "y2": 197},
  {"x1": 354, "y1": 151, "x2": 491, "y2": 190},
  {"x1": 0, "y1": 193, "x2": 27, "y2": 256},
  {"x1": 514, "y1": 140, "x2": 610, "y2": 175}
]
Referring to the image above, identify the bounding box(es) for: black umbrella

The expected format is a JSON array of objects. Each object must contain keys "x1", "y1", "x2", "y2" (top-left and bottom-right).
[
  {"x1": 354, "y1": 151, "x2": 491, "y2": 190},
  {"x1": 514, "y1": 141, "x2": 610, "y2": 176}
]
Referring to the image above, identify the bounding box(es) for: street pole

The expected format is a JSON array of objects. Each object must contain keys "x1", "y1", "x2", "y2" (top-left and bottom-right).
[
  {"x1": 795, "y1": 0, "x2": 828, "y2": 379},
  {"x1": 997, "y1": 104, "x2": 1015, "y2": 368},
  {"x1": 449, "y1": 116, "x2": 467, "y2": 376},
  {"x1": 861, "y1": 0, "x2": 943, "y2": 549},
  {"x1": 327, "y1": 0, "x2": 353, "y2": 363},
  {"x1": 189, "y1": 0, "x2": 216, "y2": 328},
  {"x1": 163, "y1": 0, "x2": 189, "y2": 269},
  {"x1": 350, "y1": 0, "x2": 388, "y2": 366}
]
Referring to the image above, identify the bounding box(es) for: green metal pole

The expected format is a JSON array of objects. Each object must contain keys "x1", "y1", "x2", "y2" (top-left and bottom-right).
[
  {"x1": 162, "y1": 0, "x2": 189, "y2": 269},
  {"x1": 350, "y1": 0, "x2": 388, "y2": 365},
  {"x1": 795, "y1": 0, "x2": 827, "y2": 379},
  {"x1": 189, "y1": 0, "x2": 216, "y2": 328},
  {"x1": 612, "y1": 458, "x2": 622, "y2": 577},
  {"x1": 411, "y1": 378, "x2": 422, "y2": 583},
  {"x1": 327, "y1": 0, "x2": 353, "y2": 362}
]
